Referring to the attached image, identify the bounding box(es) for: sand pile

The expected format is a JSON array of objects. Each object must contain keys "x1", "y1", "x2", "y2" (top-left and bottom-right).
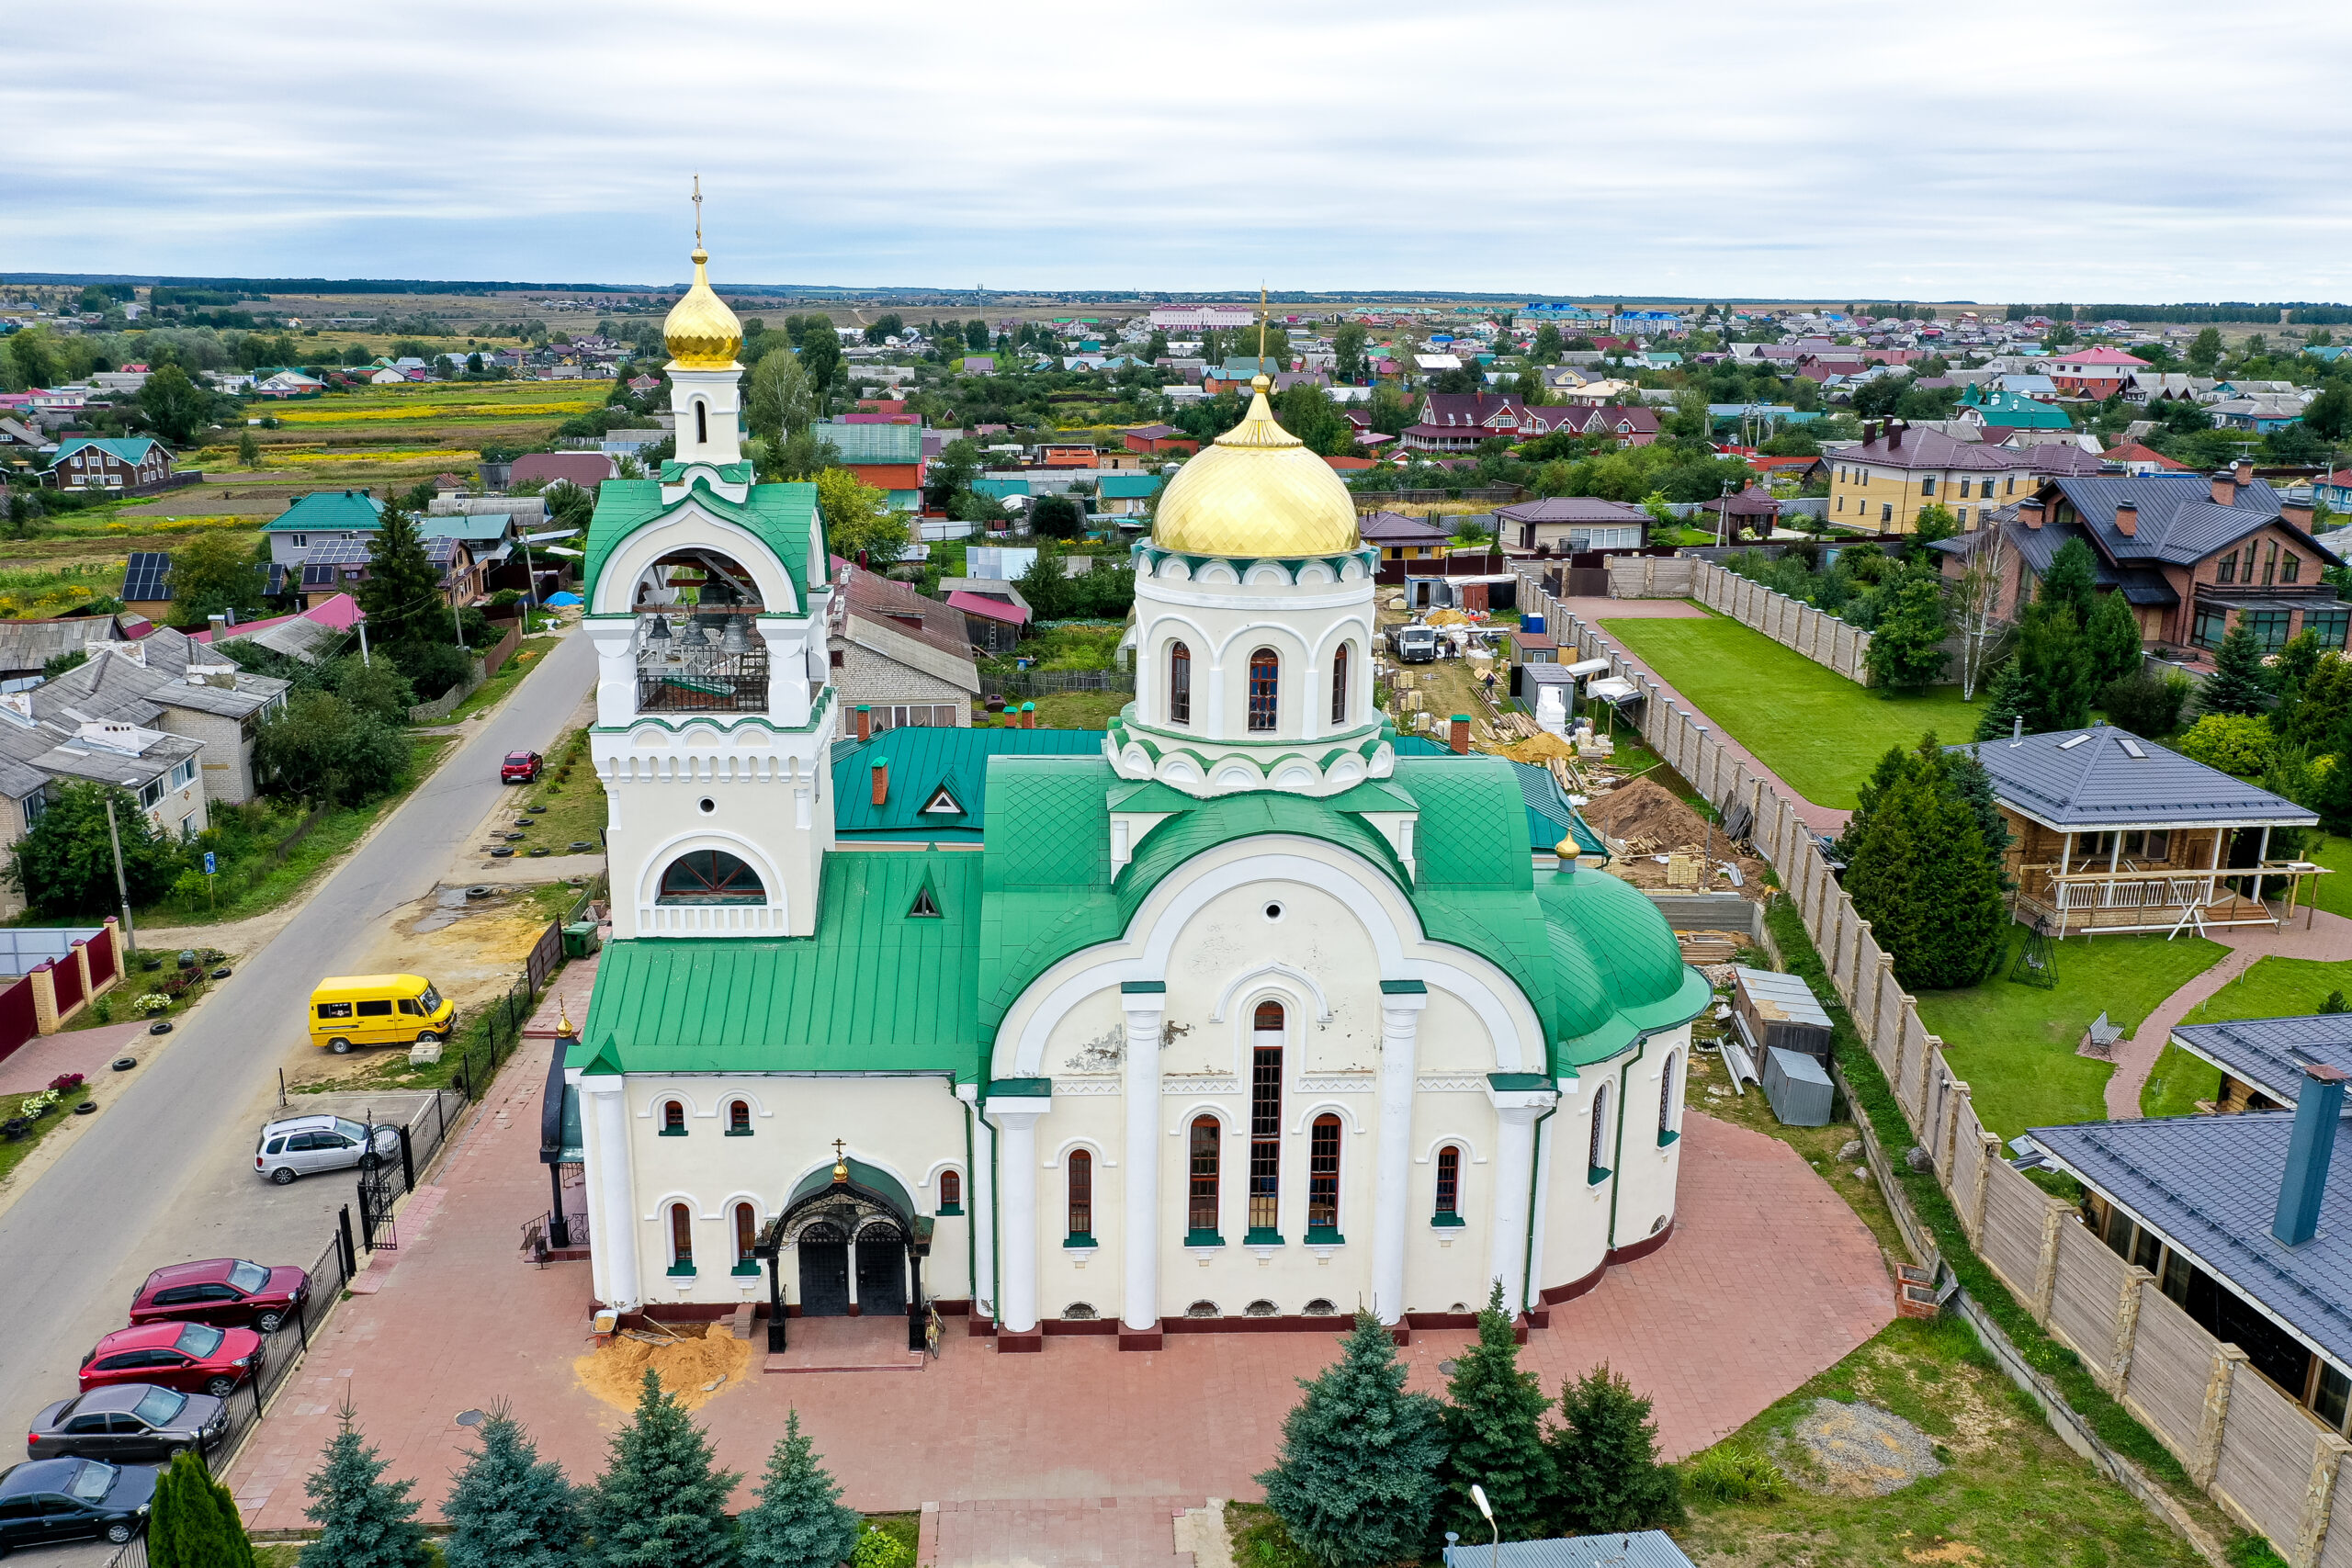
[
  {"x1": 575, "y1": 1321, "x2": 755, "y2": 1412},
  {"x1": 1496, "y1": 733, "x2": 1580, "y2": 765},
  {"x1": 1781, "y1": 1398, "x2": 1943, "y2": 1496},
  {"x1": 1581, "y1": 777, "x2": 1714, "y2": 849}
]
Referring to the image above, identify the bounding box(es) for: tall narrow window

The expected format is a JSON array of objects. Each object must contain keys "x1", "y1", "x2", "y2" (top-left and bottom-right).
[
  {"x1": 727, "y1": 1100, "x2": 751, "y2": 1134},
  {"x1": 1588, "y1": 1083, "x2": 1612, "y2": 1183},
  {"x1": 669, "y1": 1202, "x2": 694, "y2": 1272},
  {"x1": 1248, "y1": 648, "x2": 1279, "y2": 732},
  {"x1": 695, "y1": 400, "x2": 708, "y2": 445},
  {"x1": 1067, "y1": 1150, "x2": 1093, "y2": 1240},
  {"x1": 1434, "y1": 1145, "x2": 1461, "y2": 1222},
  {"x1": 1250, "y1": 1002, "x2": 1284, "y2": 1236},
  {"x1": 1188, "y1": 1117, "x2": 1221, "y2": 1237},
  {"x1": 661, "y1": 1100, "x2": 686, "y2": 1134},
  {"x1": 1307, "y1": 1115, "x2": 1341, "y2": 1235},
  {"x1": 1169, "y1": 641, "x2": 1192, "y2": 726},
  {"x1": 1658, "y1": 1051, "x2": 1681, "y2": 1145},
  {"x1": 938, "y1": 1169, "x2": 962, "y2": 1214},
  {"x1": 2219, "y1": 549, "x2": 2238, "y2": 584},
  {"x1": 1330, "y1": 643, "x2": 1350, "y2": 726},
  {"x1": 733, "y1": 1202, "x2": 757, "y2": 1271}
]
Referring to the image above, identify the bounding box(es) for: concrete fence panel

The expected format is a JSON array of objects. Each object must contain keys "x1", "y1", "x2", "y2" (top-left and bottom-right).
[
  {"x1": 1978, "y1": 1158, "x2": 2051, "y2": 1303},
  {"x1": 2214, "y1": 1372, "x2": 2333, "y2": 1552},
  {"x1": 2318, "y1": 1462, "x2": 2352, "y2": 1568},
  {"x1": 2049, "y1": 1220, "x2": 2132, "y2": 1374},
  {"x1": 2124, "y1": 1289, "x2": 2223, "y2": 1464}
]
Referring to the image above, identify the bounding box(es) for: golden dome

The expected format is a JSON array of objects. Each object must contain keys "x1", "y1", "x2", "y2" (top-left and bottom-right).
[
  {"x1": 663, "y1": 247, "x2": 741, "y2": 369},
  {"x1": 1150, "y1": 376, "x2": 1361, "y2": 557}
]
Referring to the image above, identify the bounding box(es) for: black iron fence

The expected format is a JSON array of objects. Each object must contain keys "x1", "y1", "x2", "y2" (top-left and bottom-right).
[{"x1": 186, "y1": 1212, "x2": 356, "y2": 1479}]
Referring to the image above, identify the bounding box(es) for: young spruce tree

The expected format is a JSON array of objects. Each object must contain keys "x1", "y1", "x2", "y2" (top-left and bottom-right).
[
  {"x1": 2017, "y1": 602, "x2": 2093, "y2": 732},
  {"x1": 1256, "y1": 1312, "x2": 1448, "y2": 1568},
  {"x1": 442, "y1": 1403, "x2": 579, "y2": 1568},
  {"x1": 585, "y1": 1370, "x2": 741, "y2": 1568},
  {"x1": 2199, "y1": 620, "x2": 2273, "y2": 717},
  {"x1": 1439, "y1": 1283, "x2": 1555, "y2": 1544},
  {"x1": 1971, "y1": 658, "x2": 2029, "y2": 742},
  {"x1": 739, "y1": 1409, "x2": 863, "y2": 1568},
  {"x1": 301, "y1": 1405, "x2": 431, "y2": 1568},
  {"x1": 1546, "y1": 1363, "x2": 1683, "y2": 1537},
  {"x1": 2086, "y1": 587, "x2": 2145, "y2": 691}
]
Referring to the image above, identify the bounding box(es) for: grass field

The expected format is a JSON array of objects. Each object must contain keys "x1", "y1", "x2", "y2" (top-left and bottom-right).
[
  {"x1": 2143, "y1": 954, "x2": 2352, "y2": 1117},
  {"x1": 2310, "y1": 833, "x2": 2352, "y2": 919},
  {"x1": 1600, "y1": 613, "x2": 1983, "y2": 809},
  {"x1": 1915, "y1": 930, "x2": 2229, "y2": 1136}
]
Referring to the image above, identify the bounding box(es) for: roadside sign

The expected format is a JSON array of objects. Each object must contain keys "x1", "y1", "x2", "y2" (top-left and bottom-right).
[{"x1": 203, "y1": 852, "x2": 216, "y2": 875}]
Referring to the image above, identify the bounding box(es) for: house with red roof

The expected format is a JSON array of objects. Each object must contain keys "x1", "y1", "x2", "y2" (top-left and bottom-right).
[
  {"x1": 2101, "y1": 442, "x2": 2190, "y2": 477},
  {"x1": 2044, "y1": 347, "x2": 2149, "y2": 399}
]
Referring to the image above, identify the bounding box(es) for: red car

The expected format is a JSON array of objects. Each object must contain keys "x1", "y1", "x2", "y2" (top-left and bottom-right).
[
  {"x1": 128, "y1": 1258, "x2": 307, "y2": 1334},
  {"x1": 80, "y1": 1323, "x2": 261, "y2": 1399},
  {"x1": 501, "y1": 750, "x2": 543, "y2": 784}
]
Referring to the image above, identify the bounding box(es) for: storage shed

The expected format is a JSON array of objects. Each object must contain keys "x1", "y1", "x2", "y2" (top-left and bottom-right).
[
  {"x1": 1731, "y1": 965, "x2": 1833, "y2": 1066},
  {"x1": 1763, "y1": 1046, "x2": 1833, "y2": 1127}
]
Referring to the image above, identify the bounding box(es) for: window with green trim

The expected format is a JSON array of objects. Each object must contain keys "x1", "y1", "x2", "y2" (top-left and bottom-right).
[
  {"x1": 1306, "y1": 1114, "x2": 1341, "y2": 1236},
  {"x1": 1657, "y1": 1051, "x2": 1681, "y2": 1146},
  {"x1": 1188, "y1": 1116, "x2": 1220, "y2": 1241},
  {"x1": 937, "y1": 1168, "x2": 963, "y2": 1216},
  {"x1": 660, "y1": 1100, "x2": 686, "y2": 1136},
  {"x1": 1068, "y1": 1149, "x2": 1092, "y2": 1242},
  {"x1": 1588, "y1": 1082, "x2": 1613, "y2": 1185},
  {"x1": 731, "y1": 1201, "x2": 760, "y2": 1275},
  {"x1": 668, "y1": 1202, "x2": 695, "y2": 1275},
  {"x1": 1433, "y1": 1144, "x2": 1464, "y2": 1224},
  {"x1": 726, "y1": 1100, "x2": 752, "y2": 1135}
]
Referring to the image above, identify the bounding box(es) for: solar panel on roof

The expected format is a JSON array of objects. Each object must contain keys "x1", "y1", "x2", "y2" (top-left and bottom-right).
[
  {"x1": 121, "y1": 552, "x2": 171, "y2": 602},
  {"x1": 301, "y1": 539, "x2": 371, "y2": 567},
  {"x1": 300, "y1": 564, "x2": 337, "y2": 589}
]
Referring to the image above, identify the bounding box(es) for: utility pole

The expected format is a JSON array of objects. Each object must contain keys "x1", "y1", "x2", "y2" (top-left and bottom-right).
[
  {"x1": 356, "y1": 615, "x2": 371, "y2": 668},
  {"x1": 103, "y1": 795, "x2": 137, "y2": 961}
]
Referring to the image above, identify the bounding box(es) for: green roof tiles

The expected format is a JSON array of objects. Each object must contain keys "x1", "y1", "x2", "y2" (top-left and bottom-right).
[
  {"x1": 264, "y1": 491, "x2": 385, "y2": 532},
  {"x1": 582, "y1": 478, "x2": 826, "y2": 613},
  {"x1": 834, "y1": 728, "x2": 1104, "y2": 841}
]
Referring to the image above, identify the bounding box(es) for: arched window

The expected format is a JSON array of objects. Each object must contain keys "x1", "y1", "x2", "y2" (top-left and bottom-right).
[
  {"x1": 1330, "y1": 642, "x2": 1350, "y2": 726},
  {"x1": 727, "y1": 1100, "x2": 752, "y2": 1135},
  {"x1": 1250, "y1": 1004, "x2": 1283, "y2": 1236},
  {"x1": 695, "y1": 400, "x2": 708, "y2": 445},
  {"x1": 1434, "y1": 1145, "x2": 1463, "y2": 1223},
  {"x1": 1248, "y1": 648, "x2": 1279, "y2": 731},
  {"x1": 937, "y1": 1169, "x2": 963, "y2": 1215},
  {"x1": 1307, "y1": 1114, "x2": 1341, "y2": 1236},
  {"x1": 658, "y1": 851, "x2": 765, "y2": 905},
  {"x1": 660, "y1": 1100, "x2": 686, "y2": 1135},
  {"x1": 1658, "y1": 1051, "x2": 1681, "y2": 1145},
  {"x1": 1067, "y1": 1150, "x2": 1093, "y2": 1241},
  {"x1": 669, "y1": 1202, "x2": 695, "y2": 1273},
  {"x1": 733, "y1": 1202, "x2": 757, "y2": 1273},
  {"x1": 1588, "y1": 1082, "x2": 1613, "y2": 1184},
  {"x1": 1169, "y1": 641, "x2": 1192, "y2": 726},
  {"x1": 1188, "y1": 1117, "x2": 1220, "y2": 1239}
]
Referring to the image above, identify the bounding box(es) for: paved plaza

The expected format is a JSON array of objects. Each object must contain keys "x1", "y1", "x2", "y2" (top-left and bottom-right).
[{"x1": 229, "y1": 1032, "x2": 1893, "y2": 1538}]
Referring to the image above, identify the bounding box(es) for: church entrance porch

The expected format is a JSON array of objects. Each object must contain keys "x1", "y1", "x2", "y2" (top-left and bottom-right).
[
  {"x1": 755, "y1": 1152, "x2": 933, "y2": 1352},
  {"x1": 763, "y1": 1313, "x2": 927, "y2": 1375},
  {"x1": 797, "y1": 1224, "x2": 851, "y2": 1316},
  {"x1": 856, "y1": 1224, "x2": 909, "y2": 1317}
]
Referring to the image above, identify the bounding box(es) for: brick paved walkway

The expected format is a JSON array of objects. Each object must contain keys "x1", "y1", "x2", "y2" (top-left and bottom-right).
[
  {"x1": 2103, "y1": 906, "x2": 2352, "y2": 1119},
  {"x1": 230, "y1": 1036, "x2": 1892, "y2": 1532},
  {"x1": 0, "y1": 1020, "x2": 150, "y2": 1094},
  {"x1": 922, "y1": 1497, "x2": 1198, "y2": 1568}
]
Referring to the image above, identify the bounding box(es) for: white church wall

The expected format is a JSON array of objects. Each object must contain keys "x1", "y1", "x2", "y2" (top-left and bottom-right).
[
  {"x1": 1607, "y1": 1027, "x2": 1690, "y2": 1255},
  {"x1": 1414, "y1": 988, "x2": 1498, "y2": 1076},
  {"x1": 596, "y1": 737, "x2": 833, "y2": 941}
]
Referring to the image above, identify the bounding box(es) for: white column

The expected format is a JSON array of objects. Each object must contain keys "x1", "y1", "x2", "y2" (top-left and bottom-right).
[
  {"x1": 1487, "y1": 1102, "x2": 1549, "y2": 1318},
  {"x1": 1370, "y1": 984, "x2": 1428, "y2": 1325},
  {"x1": 1526, "y1": 1089, "x2": 1560, "y2": 1305},
  {"x1": 987, "y1": 1095, "x2": 1052, "y2": 1336},
  {"x1": 586, "y1": 618, "x2": 639, "y2": 728},
  {"x1": 1120, "y1": 985, "x2": 1166, "y2": 1337},
  {"x1": 583, "y1": 1077, "x2": 640, "y2": 1310}
]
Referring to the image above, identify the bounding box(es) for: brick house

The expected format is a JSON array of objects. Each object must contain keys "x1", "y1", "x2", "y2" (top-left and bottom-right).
[
  {"x1": 1829, "y1": 420, "x2": 2101, "y2": 535},
  {"x1": 827, "y1": 560, "x2": 979, "y2": 730}
]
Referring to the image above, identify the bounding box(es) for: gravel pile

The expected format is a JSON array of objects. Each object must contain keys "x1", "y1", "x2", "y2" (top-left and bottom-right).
[{"x1": 1783, "y1": 1397, "x2": 1943, "y2": 1496}]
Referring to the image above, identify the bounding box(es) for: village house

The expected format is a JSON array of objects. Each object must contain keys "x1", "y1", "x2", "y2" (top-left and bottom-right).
[
  {"x1": 2041, "y1": 346, "x2": 2149, "y2": 399},
  {"x1": 44, "y1": 435, "x2": 173, "y2": 494},
  {"x1": 828, "y1": 560, "x2": 979, "y2": 731},
  {"x1": 263, "y1": 490, "x2": 383, "y2": 569},
  {"x1": 1359, "y1": 511, "x2": 1450, "y2": 563},
  {"x1": 2167, "y1": 1013, "x2": 2352, "y2": 1117},
  {"x1": 1829, "y1": 421, "x2": 2101, "y2": 534},
  {"x1": 50, "y1": 633, "x2": 289, "y2": 804},
  {"x1": 1494, "y1": 497, "x2": 1648, "y2": 553}
]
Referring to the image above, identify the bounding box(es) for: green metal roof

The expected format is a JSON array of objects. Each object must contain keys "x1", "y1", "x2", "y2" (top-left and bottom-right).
[
  {"x1": 49, "y1": 436, "x2": 165, "y2": 468},
  {"x1": 1510, "y1": 761, "x2": 1608, "y2": 860},
  {"x1": 820, "y1": 423, "x2": 924, "y2": 463},
  {"x1": 786, "y1": 1157, "x2": 915, "y2": 1220},
  {"x1": 832, "y1": 728, "x2": 1105, "y2": 840},
  {"x1": 582, "y1": 477, "x2": 826, "y2": 612},
  {"x1": 1098, "y1": 475, "x2": 1163, "y2": 500},
  {"x1": 264, "y1": 491, "x2": 385, "y2": 532},
  {"x1": 1961, "y1": 385, "x2": 2075, "y2": 430}
]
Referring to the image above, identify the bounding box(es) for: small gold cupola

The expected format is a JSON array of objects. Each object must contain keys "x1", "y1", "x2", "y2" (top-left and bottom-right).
[{"x1": 662, "y1": 176, "x2": 741, "y2": 370}]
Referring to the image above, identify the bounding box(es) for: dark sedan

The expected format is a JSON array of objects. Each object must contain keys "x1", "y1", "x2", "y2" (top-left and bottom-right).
[
  {"x1": 28, "y1": 1385, "x2": 228, "y2": 1462},
  {"x1": 0, "y1": 1457, "x2": 155, "y2": 1551}
]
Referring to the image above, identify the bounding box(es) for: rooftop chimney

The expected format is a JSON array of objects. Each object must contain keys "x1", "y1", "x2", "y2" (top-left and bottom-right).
[
  {"x1": 2211, "y1": 468, "x2": 2239, "y2": 507},
  {"x1": 854, "y1": 704, "x2": 872, "y2": 742},
  {"x1": 1888, "y1": 420, "x2": 1905, "y2": 449},
  {"x1": 2114, "y1": 499, "x2": 2137, "y2": 537},
  {"x1": 2011, "y1": 715, "x2": 2024, "y2": 747},
  {"x1": 2282, "y1": 497, "x2": 2315, "y2": 531},
  {"x1": 1021, "y1": 702, "x2": 1036, "y2": 729},
  {"x1": 870, "y1": 756, "x2": 890, "y2": 807},
  {"x1": 2272, "y1": 1063, "x2": 2347, "y2": 1248},
  {"x1": 1450, "y1": 714, "x2": 1471, "y2": 755},
  {"x1": 2020, "y1": 498, "x2": 2045, "y2": 531},
  {"x1": 2234, "y1": 458, "x2": 2256, "y2": 488}
]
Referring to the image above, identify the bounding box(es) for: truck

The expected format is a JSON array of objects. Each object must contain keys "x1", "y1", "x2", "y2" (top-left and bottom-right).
[{"x1": 1391, "y1": 623, "x2": 1438, "y2": 663}]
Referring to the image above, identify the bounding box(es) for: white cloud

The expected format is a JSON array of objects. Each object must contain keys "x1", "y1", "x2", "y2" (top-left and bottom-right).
[{"x1": 6, "y1": 0, "x2": 2352, "y2": 299}]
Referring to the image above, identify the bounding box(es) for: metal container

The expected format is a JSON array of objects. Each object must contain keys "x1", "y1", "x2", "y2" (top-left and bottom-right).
[
  {"x1": 1763, "y1": 1046, "x2": 1833, "y2": 1127},
  {"x1": 1732, "y1": 965, "x2": 1834, "y2": 1065}
]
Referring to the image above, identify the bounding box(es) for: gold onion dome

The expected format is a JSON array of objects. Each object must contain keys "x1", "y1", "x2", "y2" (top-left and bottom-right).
[
  {"x1": 1150, "y1": 375, "x2": 1361, "y2": 557},
  {"x1": 663, "y1": 246, "x2": 741, "y2": 369}
]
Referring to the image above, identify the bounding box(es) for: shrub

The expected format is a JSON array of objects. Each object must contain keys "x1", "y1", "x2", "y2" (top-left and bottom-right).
[
  {"x1": 46, "y1": 1074, "x2": 84, "y2": 1094},
  {"x1": 2102, "y1": 669, "x2": 2192, "y2": 737},
  {"x1": 849, "y1": 1526, "x2": 913, "y2": 1568},
  {"x1": 2176, "y1": 712, "x2": 2275, "y2": 777},
  {"x1": 1685, "y1": 1444, "x2": 1784, "y2": 1505}
]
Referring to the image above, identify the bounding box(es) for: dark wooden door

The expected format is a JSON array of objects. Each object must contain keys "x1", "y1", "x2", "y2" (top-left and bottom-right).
[
  {"x1": 855, "y1": 1225, "x2": 907, "y2": 1318},
  {"x1": 797, "y1": 1224, "x2": 850, "y2": 1317}
]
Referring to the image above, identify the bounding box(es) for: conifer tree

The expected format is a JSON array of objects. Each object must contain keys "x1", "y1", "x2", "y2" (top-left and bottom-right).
[
  {"x1": 2040, "y1": 536, "x2": 2098, "y2": 629},
  {"x1": 1972, "y1": 658, "x2": 2029, "y2": 741},
  {"x1": 2085, "y1": 588, "x2": 2144, "y2": 690},
  {"x1": 584, "y1": 1370, "x2": 741, "y2": 1568},
  {"x1": 2017, "y1": 602, "x2": 2093, "y2": 732},
  {"x1": 442, "y1": 1403, "x2": 579, "y2": 1568},
  {"x1": 2199, "y1": 620, "x2": 2273, "y2": 717},
  {"x1": 739, "y1": 1410, "x2": 863, "y2": 1568},
  {"x1": 1256, "y1": 1312, "x2": 1447, "y2": 1568},
  {"x1": 1861, "y1": 568, "x2": 1951, "y2": 691},
  {"x1": 356, "y1": 504, "x2": 447, "y2": 648},
  {"x1": 302, "y1": 1404, "x2": 430, "y2": 1568},
  {"x1": 1545, "y1": 1364, "x2": 1683, "y2": 1537},
  {"x1": 1844, "y1": 738, "x2": 2008, "y2": 988},
  {"x1": 1439, "y1": 1284, "x2": 1555, "y2": 1543}
]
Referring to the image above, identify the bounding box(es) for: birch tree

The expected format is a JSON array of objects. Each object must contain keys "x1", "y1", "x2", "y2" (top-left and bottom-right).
[{"x1": 1952, "y1": 528, "x2": 2013, "y2": 702}]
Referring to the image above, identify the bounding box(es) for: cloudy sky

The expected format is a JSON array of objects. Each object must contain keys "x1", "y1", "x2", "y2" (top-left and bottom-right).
[{"x1": 8, "y1": 0, "x2": 2352, "y2": 302}]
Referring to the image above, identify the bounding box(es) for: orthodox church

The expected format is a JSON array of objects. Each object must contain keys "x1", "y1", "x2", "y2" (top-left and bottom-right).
[{"x1": 562, "y1": 224, "x2": 1710, "y2": 1351}]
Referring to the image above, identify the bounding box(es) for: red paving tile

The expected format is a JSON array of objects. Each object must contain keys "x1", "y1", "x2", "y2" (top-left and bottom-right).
[
  {"x1": 233, "y1": 1035, "x2": 1892, "y2": 1534},
  {"x1": 0, "y1": 1019, "x2": 151, "y2": 1094}
]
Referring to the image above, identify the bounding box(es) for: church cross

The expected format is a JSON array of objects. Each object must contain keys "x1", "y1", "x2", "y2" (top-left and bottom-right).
[
  {"x1": 692, "y1": 174, "x2": 703, "y2": 246},
  {"x1": 831, "y1": 1138, "x2": 846, "y2": 1162}
]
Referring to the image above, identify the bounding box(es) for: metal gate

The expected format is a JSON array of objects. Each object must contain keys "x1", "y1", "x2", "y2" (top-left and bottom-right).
[
  {"x1": 797, "y1": 1223, "x2": 849, "y2": 1316},
  {"x1": 856, "y1": 1223, "x2": 907, "y2": 1318},
  {"x1": 356, "y1": 1165, "x2": 397, "y2": 1252}
]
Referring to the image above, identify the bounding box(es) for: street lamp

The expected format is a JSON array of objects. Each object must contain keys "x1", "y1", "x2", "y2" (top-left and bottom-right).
[{"x1": 1470, "y1": 1483, "x2": 1498, "y2": 1568}]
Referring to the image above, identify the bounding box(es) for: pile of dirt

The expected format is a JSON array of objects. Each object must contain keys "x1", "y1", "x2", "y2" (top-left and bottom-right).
[
  {"x1": 1581, "y1": 777, "x2": 1715, "y2": 850},
  {"x1": 574, "y1": 1321, "x2": 754, "y2": 1412},
  {"x1": 1781, "y1": 1398, "x2": 1943, "y2": 1496}
]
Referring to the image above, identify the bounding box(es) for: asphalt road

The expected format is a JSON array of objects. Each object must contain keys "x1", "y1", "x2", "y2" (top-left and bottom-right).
[{"x1": 0, "y1": 626, "x2": 597, "y2": 1453}]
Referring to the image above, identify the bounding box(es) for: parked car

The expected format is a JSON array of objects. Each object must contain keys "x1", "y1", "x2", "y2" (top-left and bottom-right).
[
  {"x1": 129, "y1": 1258, "x2": 308, "y2": 1333},
  {"x1": 501, "y1": 750, "x2": 543, "y2": 784},
  {"x1": 254, "y1": 1115, "x2": 398, "y2": 1185},
  {"x1": 27, "y1": 1385, "x2": 228, "y2": 1462},
  {"x1": 79, "y1": 1323, "x2": 261, "y2": 1399},
  {"x1": 308, "y1": 974, "x2": 455, "y2": 1054},
  {"x1": 0, "y1": 1458, "x2": 155, "y2": 1551}
]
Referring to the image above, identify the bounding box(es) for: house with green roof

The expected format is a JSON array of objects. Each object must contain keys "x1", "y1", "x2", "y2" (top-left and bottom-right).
[
  {"x1": 46, "y1": 436, "x2": 172, "y2": 494},
  {"x1": 560, "y1": 227, "x2": 1708, "y2": 1358},
  {"x1": 1097, "y1": 473, "x2": 1163, "y2": 518},
  {"x1": 262, "y1": 491, "x2": 385, "y2": 567},
  {"x1": 1959, "y1": 384, "x2": 2074, "y2": 432}
]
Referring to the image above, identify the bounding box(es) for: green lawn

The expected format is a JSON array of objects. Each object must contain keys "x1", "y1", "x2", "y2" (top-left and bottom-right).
[
  {"x1": 1600, "y1": 613, "x2": 1983, "y2": 809},
  {"x1": 2141, "y1": 1044, "x2": 2221, "y2": 1118},
  {"x1": 2142, "y1": 955, "x2": 2352, "y2": 1118},
  {"x1": 2308, "y1": 833, "x2": 2352, "y2": 920},
  {"x1": 1915, "y1": 931, "x2": 2229, "y2": 1136}
]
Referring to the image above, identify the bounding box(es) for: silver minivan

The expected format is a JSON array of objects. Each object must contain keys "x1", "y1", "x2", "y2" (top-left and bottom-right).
[{"x1": 253, "y1": 1116, "x2": 400, "y2": 1185}]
